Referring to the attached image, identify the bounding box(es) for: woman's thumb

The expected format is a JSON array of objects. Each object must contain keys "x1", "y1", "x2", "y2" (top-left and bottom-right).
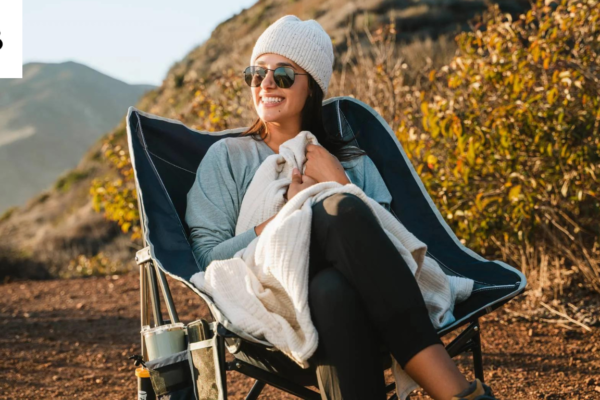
[{"x1": 291, "y1": 167, "x2": 301, "y2": 183}]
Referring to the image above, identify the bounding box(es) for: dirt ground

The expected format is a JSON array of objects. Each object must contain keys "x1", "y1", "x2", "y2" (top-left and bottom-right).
[{"x1": 1, "y1": 272, "x2": 599, "y2": 400}]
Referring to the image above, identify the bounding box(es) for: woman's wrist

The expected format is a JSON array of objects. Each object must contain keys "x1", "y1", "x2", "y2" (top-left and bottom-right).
[
  {"x1": 336, "y1": 173, "x2": 351, "y2": 185},
  {"x1": 255, "y1": 214, "x2": 276, "y2": 236}
]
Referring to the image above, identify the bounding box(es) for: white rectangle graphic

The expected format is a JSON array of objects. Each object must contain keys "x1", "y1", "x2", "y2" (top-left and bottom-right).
[{"x1": 0, "y1": 0, "x2": 23, "y2": 78}]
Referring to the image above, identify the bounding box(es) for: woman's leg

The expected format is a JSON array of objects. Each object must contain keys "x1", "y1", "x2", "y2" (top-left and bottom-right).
[
  {"x1": 307, "y1": 267, "x2": 387, "y2": 400},
  {"x1": 310, "y1": 192, "x2": 470, "y2": 400},
  {"x1": 307, "y1": 205, "x2": 388, "y2": 400}
]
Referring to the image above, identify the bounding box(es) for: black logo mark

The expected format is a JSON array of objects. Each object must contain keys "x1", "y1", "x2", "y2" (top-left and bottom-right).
[{"x1": 0, "y1": 32, "x2": 3, "y2": 50}]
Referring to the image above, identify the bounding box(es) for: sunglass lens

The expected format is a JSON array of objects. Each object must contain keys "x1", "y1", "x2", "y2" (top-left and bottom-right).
[
  {"x1": 244, "y1": 66, "x2": 265, "y2": 87},
  {"x1": 273, "y1": 67, "x2": 294, "y2": 88}
]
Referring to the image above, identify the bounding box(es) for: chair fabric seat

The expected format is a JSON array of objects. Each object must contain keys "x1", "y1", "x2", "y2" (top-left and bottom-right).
[{"x1": 231, "y1": 332, "x2": 394, "y2": 388}]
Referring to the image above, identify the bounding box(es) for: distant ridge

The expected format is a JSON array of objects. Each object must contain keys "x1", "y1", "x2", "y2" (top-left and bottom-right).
[{"x1": 0, "y1": 61, "x2": 155, "y2": 214}]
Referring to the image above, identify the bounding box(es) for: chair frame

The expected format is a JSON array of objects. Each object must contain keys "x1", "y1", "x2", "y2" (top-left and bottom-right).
[
  {"x1": 136, "y1": 245, "x2": 489, "y2": 400},
  {"x1": 128, "y1": 95, "x2": 526, "y2": 400}
]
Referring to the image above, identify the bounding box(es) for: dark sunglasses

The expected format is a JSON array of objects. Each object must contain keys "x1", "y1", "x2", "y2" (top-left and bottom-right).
[{"x1": 242, "y1": 66, "x2": 308, "y2": 88}]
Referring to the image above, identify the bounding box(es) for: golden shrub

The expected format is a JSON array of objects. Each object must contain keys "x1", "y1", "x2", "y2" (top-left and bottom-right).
[{"x1": 397, "y1": 0, "x2": 600, "y2": 291}]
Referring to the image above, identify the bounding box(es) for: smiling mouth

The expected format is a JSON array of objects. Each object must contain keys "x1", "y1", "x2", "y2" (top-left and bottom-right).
[{"x1": 260, "y1": 97, "x2": 285, "y2": 105}]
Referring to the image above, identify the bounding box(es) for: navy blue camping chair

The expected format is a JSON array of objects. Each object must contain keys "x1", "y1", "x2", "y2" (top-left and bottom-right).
[{"x1": 126, "y1": 96, "x2": 527, "y2": 400}]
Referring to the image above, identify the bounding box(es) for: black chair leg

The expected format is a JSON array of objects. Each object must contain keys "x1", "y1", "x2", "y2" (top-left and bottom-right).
[
  {"x1": 216, "y1": 333, "x2": 229, "y2": 399},
  {"x1": 246, "y1": 380, "x2": 266, "y2": 400},
  {"x1": 472, "y1": 327, "x2": 484, "y2": 383}
]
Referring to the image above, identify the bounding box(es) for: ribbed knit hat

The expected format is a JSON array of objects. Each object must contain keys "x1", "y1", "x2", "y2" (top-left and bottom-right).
[{"x1": 250, "y1": 15, "x2": 334, "y2": 96}]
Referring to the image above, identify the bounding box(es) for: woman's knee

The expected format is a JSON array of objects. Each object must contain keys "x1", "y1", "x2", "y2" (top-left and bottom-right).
[{"x1": 312, "y1": 192, "x2": 374, "y2": 233}]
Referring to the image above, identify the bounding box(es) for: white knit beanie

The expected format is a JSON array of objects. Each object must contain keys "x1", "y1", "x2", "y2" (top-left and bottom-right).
[{"x1": 250, "y1": 15, "x2": 334, "y2": 96}]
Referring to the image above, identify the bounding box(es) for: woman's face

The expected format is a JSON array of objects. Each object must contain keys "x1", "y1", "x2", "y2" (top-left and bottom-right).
[{"x1": 251, "y1": 53, "x2": 311, "y2": 125}]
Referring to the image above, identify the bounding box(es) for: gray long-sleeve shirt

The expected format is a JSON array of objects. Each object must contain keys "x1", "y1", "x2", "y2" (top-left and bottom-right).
[{"x1": 185, "y1": 135, "x2": 393, "y2": 272}]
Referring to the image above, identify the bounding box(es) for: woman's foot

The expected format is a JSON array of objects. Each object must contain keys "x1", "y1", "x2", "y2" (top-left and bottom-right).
[{"x1": 451, "y1": 378, "x2": 497, "y2": 399}]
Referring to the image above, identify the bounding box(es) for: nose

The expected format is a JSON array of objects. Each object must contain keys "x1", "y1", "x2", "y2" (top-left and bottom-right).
[{"x1": 261, "y1": 69, "x2": 277, "y2": 89}]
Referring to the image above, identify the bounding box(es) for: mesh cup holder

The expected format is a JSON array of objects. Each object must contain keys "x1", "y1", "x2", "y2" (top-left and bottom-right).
[
  {"x1": 188, "y1": 335, "x2": 225, "y2": 400},
  {"x1": 145, "y1": 349, "x2": 195, "y2": 400}
]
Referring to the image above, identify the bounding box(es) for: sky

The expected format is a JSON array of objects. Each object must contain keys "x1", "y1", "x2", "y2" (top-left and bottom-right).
[{"x1": 23, "y1": 0, "x2": 257, "y2": 86}]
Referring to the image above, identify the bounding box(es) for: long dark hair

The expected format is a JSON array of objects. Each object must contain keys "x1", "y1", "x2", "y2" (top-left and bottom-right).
[{"x1": 241, "y1": 74, "x2": 366, "y2": 162}]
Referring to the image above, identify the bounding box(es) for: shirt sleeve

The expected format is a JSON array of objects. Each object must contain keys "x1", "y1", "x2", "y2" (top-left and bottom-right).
[
  {"x1": 361, "y1": 154, "x2": 393, "y2": 212},
  {"x1": 185, "y1": 140, "x2": 258, "y2": 272}
]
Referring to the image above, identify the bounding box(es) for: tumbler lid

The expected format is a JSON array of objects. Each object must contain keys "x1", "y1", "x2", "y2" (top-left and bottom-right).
[{"x1": 140, "y1": 322, "x2": 185, "y2": 335}]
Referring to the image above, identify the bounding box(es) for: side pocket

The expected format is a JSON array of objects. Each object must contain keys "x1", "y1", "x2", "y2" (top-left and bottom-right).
[
  {"x1": 146, "y1": 349, "x2": 195, "y2": 400},
  {"x1": 188, "y1": 335, "x2": 224, "y2": 400}
]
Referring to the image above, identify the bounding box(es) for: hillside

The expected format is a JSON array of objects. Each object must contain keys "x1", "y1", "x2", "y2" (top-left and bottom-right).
[
  {"x1": 0, "y1": 61, "x2": 154, "y2": 214},
  {"x1": 0, "y1": 0, "x2": 530, "y2": 280}
]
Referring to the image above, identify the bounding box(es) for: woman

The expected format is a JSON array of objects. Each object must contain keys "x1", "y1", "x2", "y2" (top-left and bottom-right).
[{"x1": 185, "y1": 15, "x2": 497, "y2": 400}]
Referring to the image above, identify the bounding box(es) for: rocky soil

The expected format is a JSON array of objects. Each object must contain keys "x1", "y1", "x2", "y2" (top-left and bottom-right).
[{"x1": 1, "y1": 273, "x2": 599, "y2": 399}]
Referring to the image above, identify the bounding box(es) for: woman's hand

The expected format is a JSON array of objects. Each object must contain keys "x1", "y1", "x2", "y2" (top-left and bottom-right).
[
  {"x1": 303, "y1": 144, "x2": 350, "y2": 184},
  {"x1": 255, "y1": 168, "x2": 317, "y2": 236},
  {"x1": 286, "y1": 167, "x2": 318, "y2": 202}
]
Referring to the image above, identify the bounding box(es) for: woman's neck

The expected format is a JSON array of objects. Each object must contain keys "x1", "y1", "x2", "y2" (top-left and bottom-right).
[{"x1": 263, "y1": 120, "x2": 301, "y2": 154}]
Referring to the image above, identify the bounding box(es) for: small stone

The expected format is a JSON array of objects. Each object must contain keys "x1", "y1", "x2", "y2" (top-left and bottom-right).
[{"x1": 585, "y1": 378, "x2": 595, "y2": 386}]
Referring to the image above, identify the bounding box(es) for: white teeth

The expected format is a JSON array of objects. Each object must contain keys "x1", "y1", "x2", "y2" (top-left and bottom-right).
[{"x1": 262, "y1": 97, "x2": 284, "y2": 103}]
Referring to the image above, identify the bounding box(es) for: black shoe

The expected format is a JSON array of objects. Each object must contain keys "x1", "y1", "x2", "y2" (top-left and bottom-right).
[{"x1": 451, "y1": 378, "x2": 498, "y2": 400}]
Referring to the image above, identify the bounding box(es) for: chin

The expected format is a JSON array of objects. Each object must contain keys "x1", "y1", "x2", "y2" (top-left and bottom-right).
[{"x1": 259, "y1": 112, "x2": 289, "y2": 123}]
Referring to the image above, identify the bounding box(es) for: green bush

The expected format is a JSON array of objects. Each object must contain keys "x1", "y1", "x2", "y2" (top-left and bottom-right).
[
  {"x1": 62, "y1": 252, "x2": 129, "y2": 278},
  {"x1": 397, "y1": 0, "x2": 600, "y2": 292},
  {"x1": 90, "y1": 130, "x2": 141, "y2": 241}
]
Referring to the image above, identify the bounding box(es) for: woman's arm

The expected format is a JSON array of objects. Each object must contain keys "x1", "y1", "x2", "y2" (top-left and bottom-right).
[{"x1": 185, "y1": 140, "x2": 260, "y2": 272}]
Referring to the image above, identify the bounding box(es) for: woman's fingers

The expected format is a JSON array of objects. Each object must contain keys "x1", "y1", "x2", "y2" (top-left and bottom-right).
[
  {"x1": 287, "y1": 167, "x2": 301, "y2": 201},
  {"x1": 302, "y1": 174, "x2": 318, "y2": 185},
  {"x1": 291, "y1": 167, "x2": 302, "y2": 183},
  {"x1": 287, "y1": 167, "x2": 319, "y2": 201}
]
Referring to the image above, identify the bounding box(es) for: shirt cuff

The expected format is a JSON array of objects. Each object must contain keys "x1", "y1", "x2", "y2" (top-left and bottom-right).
[
  {"x1": 238, "y1": 226, "x2": 258, "y2": 242},
  {"x1": 207, "y1": 227, "x2": 259, "y2": 267}
]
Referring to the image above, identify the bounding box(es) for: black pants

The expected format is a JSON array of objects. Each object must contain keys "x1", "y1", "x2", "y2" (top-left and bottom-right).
[{"x1": 233, "y1": 192, "x2": 442, "y2": 399}]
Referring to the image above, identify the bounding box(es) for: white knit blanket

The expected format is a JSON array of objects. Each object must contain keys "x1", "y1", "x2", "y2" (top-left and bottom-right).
[{"x1": 190, "y1": 131, "x2": 474, "y2": 398}]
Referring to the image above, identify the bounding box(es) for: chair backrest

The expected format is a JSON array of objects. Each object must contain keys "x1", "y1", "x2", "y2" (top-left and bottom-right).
[{"x1": 126, "y1": 96, "x2": 525, "y2": 318}]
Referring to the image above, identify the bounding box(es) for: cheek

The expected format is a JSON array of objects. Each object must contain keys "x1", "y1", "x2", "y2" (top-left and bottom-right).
[{"x1": 289, "y1": 89, "x2": 308, "y2": 112}]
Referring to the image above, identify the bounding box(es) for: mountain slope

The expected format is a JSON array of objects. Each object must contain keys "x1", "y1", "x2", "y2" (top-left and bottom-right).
[
  {"x1": 0, "y1": 61, "x2": 154, "y2": 214},
  {"x1": 0, "y1": 0, "x2": 530, "y2": 280}
]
